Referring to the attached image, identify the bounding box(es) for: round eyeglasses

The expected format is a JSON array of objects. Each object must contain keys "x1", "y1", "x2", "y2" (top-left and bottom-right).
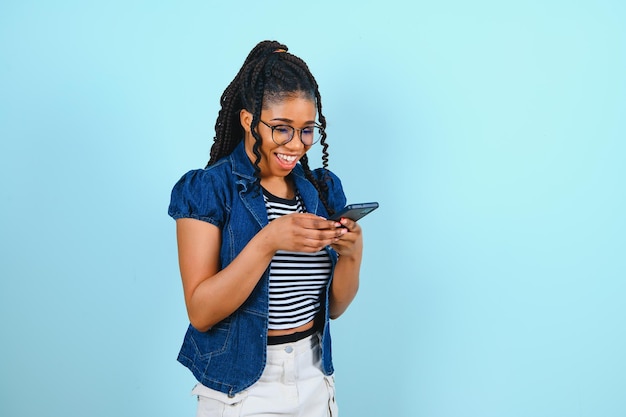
[{"x1": 259, "y1": 120, "x2": 324, "y2": 146}]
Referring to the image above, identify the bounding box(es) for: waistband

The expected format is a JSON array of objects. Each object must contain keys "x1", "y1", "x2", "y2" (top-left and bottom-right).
[{"x1": 267, "y1": 324, "x2": 319, "y2": 345}]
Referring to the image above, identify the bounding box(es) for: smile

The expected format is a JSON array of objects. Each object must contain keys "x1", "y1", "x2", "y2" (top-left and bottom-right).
[{"x1": 276, "y1": 153, "x2": 298, "y2": 163}]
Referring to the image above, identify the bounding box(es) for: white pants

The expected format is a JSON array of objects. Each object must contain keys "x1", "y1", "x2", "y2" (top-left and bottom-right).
[{"x1": 192, "y1": 333, "x2": 338, "y2": 416}]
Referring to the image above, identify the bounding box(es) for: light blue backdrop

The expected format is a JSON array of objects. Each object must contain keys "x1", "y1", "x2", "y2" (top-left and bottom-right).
[{"x1": 1, "y1": 1, "x2": 624, "y2": 416}]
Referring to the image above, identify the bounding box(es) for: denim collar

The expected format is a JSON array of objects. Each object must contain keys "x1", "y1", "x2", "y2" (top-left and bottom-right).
[{"x1": 230, "y1": 140, "x2": 257, "y2": 182}]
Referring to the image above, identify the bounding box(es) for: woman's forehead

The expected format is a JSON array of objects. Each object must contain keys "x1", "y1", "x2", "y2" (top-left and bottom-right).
[{"x1": 262, "y1": 95, "x2": 317, "y2": 119}]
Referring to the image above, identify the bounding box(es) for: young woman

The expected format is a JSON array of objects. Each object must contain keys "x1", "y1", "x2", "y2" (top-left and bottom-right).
[{"x1": 168, "y1": 40, "x2": 363, "y2": 416}]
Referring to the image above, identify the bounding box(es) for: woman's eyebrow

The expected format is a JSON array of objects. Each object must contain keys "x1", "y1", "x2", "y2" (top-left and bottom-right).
[{"x1": 270, "y1": 117, "x2": 316, "y2": 124}]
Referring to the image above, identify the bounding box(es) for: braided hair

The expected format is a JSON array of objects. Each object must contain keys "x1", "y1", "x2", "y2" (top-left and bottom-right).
[{"x1": 207, "y1": 40, "x2": 334, "y2": 215}]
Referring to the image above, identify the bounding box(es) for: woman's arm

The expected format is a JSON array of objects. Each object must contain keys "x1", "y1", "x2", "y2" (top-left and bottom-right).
[
  {"x1": 176, "y1": 214, "x2": 347, "y2": 332},
  {"x1": 328, "y1": 218, "x2": 363, "y2": 319},
  {"x1": 176, "y1": 218, "x2": 275, "y2": 332}
]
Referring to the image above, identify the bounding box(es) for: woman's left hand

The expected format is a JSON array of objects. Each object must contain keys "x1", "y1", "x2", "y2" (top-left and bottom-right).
[{"x1": 330, "y1": 217, "x2": 363, "y2": 259}]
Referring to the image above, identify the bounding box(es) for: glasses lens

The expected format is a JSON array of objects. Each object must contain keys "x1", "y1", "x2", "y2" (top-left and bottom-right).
[
  {"x1": 272, "y1": 125, "x2": 294, "y2": 145},
  {"x1": 301, "y1": 126, "x2": 323, "y2": 145}
]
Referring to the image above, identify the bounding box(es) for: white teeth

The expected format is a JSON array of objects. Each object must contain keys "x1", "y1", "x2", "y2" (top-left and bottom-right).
[{"x1": 277, "y1": 154, "x2": 297, "y2": 163}]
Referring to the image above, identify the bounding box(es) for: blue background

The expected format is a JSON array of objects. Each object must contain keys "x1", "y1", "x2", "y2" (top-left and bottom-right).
[{"x1": 1, "y1": 1, "x2": 625, "y2": 416}]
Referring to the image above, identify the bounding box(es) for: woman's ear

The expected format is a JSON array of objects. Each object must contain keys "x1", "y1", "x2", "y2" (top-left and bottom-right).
[{"x1": 240, "y1": 109, "x2": 252, "y2": 133}]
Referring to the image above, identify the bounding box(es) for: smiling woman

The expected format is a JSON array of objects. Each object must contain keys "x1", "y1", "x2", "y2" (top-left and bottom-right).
[{"x1": 167, "y1": 40, "x2": 364, "y2": 416}]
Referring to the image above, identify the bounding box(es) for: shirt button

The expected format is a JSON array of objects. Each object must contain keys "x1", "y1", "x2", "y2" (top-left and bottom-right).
[{"x1": 285, "y1": 346, "x2": 293, "y2": 353}]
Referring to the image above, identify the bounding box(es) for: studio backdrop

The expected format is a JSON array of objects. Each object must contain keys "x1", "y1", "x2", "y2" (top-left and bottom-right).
[{"x1": 1, "y1": 1, "x2": 625, "y2": 416}]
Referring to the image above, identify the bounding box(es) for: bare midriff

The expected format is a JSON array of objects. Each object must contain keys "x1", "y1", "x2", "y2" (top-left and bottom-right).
[{"x1": 267, "y1": 319, "x2": 315, "y2": 337}]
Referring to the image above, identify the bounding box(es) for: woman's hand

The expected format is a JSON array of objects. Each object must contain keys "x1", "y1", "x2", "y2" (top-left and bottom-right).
[
  {"x1": 330, "y1": 217, "x2": 363, "y2": 259},
  {"x1": 263, "y1": 213, "x2": 347, "y2": 253}
]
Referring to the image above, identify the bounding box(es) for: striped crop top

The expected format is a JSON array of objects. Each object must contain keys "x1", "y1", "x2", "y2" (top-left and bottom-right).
[{"x1": 263, "y1": 188, "x2": 332, "y2": 330}]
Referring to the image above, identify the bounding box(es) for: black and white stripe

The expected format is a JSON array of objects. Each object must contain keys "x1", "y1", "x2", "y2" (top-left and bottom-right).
[{"x1": 263, "y1": 188, "x2": 332, "y2": 330}]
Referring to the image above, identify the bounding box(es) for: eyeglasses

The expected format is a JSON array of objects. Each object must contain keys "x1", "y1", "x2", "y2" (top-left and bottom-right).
[{"x1": 259, "y1": 120, "x2": 324, "y2": 146}]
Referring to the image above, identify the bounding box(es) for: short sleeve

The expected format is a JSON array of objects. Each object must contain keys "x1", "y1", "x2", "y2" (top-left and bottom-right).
[
  {"x1": 167, "y1": 169, "x2": 226, "y2": 227},
  {"x1": 313, "y1": 168, "x2": 347, "y2": 213}
]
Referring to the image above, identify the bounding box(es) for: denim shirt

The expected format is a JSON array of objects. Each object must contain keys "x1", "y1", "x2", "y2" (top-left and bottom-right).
[{"x1": 168, "y1": 141, "x2": 347, "y2": 396}]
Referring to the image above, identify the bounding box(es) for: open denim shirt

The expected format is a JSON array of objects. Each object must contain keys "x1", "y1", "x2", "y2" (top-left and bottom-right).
[{"x1": 168, "y1": 141, "x2": 347, "y2": 396}]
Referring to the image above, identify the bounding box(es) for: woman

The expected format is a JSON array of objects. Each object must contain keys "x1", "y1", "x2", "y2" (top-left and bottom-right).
[{"x1": 168, "y1": 40, "x2": 363, "y2": 416}]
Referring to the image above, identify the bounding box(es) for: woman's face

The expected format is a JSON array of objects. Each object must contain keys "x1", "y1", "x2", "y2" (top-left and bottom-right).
[{"x1": 241, "y1": 94, "x2": 317, "y2": 181}]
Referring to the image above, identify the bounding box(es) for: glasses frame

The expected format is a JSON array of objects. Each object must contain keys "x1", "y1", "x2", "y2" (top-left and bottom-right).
[{"x1": 258, "y1": 119, "x2": 324, "y2": 146}]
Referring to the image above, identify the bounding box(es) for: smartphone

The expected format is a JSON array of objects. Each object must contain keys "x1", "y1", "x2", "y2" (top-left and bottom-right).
[{"x1": 330, "y1": 202, "x2": 379, "y2": 222}]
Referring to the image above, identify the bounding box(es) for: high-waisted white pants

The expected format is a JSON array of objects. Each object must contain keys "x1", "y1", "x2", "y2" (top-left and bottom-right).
[{"x1": 192, "y1": 333, "x2": 338, "y2": 416}]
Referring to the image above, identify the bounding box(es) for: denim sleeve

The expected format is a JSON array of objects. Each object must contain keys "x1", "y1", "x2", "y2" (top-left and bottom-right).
[{"x1": 168, "y1": 169, "x2": 225, "y2": 227}]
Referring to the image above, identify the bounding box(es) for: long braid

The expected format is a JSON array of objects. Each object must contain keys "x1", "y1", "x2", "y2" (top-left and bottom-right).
[
  {"x1": 208, "y1": 42, "x2": 277, "y2": 166},
  {"x1": 206, "y1": 40, "x2": 334, "y2": 215},
  {"x1": 248, "y1": 56, "x2": 269, "y2": 182}
]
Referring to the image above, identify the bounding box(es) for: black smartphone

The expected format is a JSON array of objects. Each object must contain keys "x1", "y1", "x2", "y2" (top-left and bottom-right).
[{"x1": 330, "y1": 202, "x2": 379, "y2": 222}]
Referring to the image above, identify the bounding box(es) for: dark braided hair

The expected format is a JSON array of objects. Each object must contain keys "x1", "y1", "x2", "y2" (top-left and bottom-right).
[{"x1": 207, "y1": 40, "x2": 334, "y2": 215}]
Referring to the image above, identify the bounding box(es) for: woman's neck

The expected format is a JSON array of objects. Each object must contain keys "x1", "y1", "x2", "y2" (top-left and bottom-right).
[{"x1": 261, "y1": 176, "x2": 294, "y2": 200}]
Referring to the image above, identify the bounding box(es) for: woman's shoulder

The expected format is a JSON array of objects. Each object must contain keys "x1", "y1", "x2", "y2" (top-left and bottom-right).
[
  {"x1": 175, "y1": 154, "x2": 237, "y2": 186},
  {"x1": 309, "y1": 167, "x2": 343, "y2": 190},
  {"x1": 308, "y1": 167, "x2": 347, "y2": 211},
  {"x1": 168, "y1": 162, "x2": 234, "y2": 224}
]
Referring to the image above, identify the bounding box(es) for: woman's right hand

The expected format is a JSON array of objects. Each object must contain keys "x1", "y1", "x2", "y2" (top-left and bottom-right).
[{"x1": 262, "y1": 213, "x2": 346, "y2": 253}]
